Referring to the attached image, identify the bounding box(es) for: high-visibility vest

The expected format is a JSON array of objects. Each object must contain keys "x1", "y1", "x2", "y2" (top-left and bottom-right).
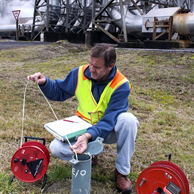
[{"x1": 75, "y1": 65, "x2": 131, "y2": 124}]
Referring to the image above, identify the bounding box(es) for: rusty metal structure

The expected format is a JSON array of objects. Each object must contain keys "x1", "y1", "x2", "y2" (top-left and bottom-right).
[{"x1": 0, "y1": 0, "x2": 194, "y2": 47}]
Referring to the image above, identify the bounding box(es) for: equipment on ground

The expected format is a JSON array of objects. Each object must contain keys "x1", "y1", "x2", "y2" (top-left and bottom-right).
[
  {"x1": 136, "y1": 153, "x2": 189, "y2": 194},
  {"x1": 10, "y1": 136, "x2": 50, "y2": 189}
]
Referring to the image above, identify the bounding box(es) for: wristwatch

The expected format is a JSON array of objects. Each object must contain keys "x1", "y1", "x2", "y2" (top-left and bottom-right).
[{"x1": 83, "y1": 133, "x2": 90, "y2": 142}]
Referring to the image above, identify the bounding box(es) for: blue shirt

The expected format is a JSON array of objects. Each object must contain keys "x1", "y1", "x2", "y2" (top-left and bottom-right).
[{"x1": 40, "y1": 65, "x2": 130, "y2": 140}]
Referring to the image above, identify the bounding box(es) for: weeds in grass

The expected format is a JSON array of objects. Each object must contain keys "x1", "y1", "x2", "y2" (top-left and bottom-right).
[{"x1": 0, "y1": 42, "x2": 193, "y2": 193}]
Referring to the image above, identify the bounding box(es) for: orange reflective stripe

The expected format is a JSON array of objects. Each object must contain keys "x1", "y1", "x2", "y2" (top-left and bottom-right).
[
  {"x1": 82, "y1": 65, "x2": 88, "y2": 81},
  {"x1": 89, "y1": 81, "x2": 97, "y2": 106},
  {"x1": 129, "y1": 83, "x2": 132, "y2": 91},
  {"x1": 75, "y1": 110, "x2": 91, "y2": 123},
  {"x1": 110, "y1": 70, "x2": 126, "y2": 89},
  {"x1": 90, "y1": 92, "x2": 97, "y2": 106}
]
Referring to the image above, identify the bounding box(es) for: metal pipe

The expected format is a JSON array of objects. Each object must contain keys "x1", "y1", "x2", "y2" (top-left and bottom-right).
[
  {"x1": 108, "y1": 7, "x2": 142, "y2": 33},
  {"x1": 0, "y1": 25, "x2": 17, "y2": 32},
  {"x1": 173, "y1": 13, "x2": 194, "y2": 35},
  {"x1": 109, "y1": 6, "x2": 194, "y2": 36},
  {"x1": 1, "y1": 0, "x2": 194, "y2": 39}
]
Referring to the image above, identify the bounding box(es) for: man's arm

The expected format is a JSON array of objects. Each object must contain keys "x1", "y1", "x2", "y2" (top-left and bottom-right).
[{"x1": 38, "y1": 68, "x2": 79, "y2": 101}]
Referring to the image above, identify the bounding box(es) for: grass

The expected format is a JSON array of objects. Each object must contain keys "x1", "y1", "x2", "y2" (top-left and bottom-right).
[{"x1": 0, "y1": 41, "x2": 194, "y2": 193}]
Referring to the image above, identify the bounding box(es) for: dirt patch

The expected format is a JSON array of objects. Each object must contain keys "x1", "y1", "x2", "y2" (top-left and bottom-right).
[{"x1": 42, "y1": 178, "x2": 121, "y2": 194}]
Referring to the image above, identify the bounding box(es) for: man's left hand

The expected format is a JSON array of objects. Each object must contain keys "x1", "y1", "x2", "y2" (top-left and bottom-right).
[{"x1": 69, "y1": 134, "x2": 88, "y2": 154}]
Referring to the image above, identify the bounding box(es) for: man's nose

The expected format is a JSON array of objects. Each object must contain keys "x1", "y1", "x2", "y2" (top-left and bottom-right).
[{"x1": 89, "y1": 65, "x2": 95, "y2": 72}]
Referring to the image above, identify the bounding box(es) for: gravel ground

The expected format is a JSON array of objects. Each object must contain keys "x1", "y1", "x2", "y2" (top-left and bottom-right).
[
  {"x1": 1, "y1": 39, "x2": 194, "y2": 52},
  {"x1": 0, "y1": 40, "x2": 51, "y2": 50}
]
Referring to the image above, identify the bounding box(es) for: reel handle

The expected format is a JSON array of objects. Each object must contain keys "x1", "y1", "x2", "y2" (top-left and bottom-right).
[
  {"x1": 165, "y1": 153, "x2": 171, "y2": 161},
  {"x1": 24, "y1": 136, "x2": 46, "y2": 145}
]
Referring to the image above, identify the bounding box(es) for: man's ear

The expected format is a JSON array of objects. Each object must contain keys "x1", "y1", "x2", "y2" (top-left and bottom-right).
[{"x1": 109, "y1": 63, "x2": 115, "y2": 70}]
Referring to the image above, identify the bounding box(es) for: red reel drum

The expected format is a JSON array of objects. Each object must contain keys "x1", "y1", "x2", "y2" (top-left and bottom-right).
[
  {"x1": 136, "y1": 160, "x2": 189, "y2": 194},
  {"x1": 150, "y1": 161, "x2": 189, "y2": 194},
  {"x1": 11, "y1": 140, "x2": 50, "y2": 183}
]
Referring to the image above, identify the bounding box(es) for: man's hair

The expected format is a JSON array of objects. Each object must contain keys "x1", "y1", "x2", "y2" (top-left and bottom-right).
[{"x1": 90, "y1": 43, "x2": 116, "y2": 67}]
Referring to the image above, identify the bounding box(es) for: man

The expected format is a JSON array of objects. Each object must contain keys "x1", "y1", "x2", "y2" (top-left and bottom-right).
[{"x1": 27, "y1": 43, "x2": 138, "y2": 193}]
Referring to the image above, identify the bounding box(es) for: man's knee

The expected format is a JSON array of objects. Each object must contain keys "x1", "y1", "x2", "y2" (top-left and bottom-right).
[
  {"x1": 49, "y1": 138, "x2": 73, "y2": 160},
  {"x1": 116, "y1": 112, "x2": 139, "y2": 136},
  {"x1": 49, "y1": 139, "x2": 62, "y2": 157},
  {"x1": 117, "y1": 112, "x2": 139, "y2": 126}
]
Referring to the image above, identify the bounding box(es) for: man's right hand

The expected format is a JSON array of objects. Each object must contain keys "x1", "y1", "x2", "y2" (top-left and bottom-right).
[{"x1": 27, "y1": 72, "x2": 46, "y2": 85}]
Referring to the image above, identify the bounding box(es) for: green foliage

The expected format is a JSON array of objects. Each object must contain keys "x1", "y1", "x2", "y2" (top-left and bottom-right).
[
  {"x1": 128, "y1": 171, "x2": 139, "y2": 182},
  {"x1": 91, "y1": 172, "x2": 107, "y2": 182},
  {"x1": 0, "y1": 173, "x2": 13, "y2": 193},
  {"x1": 47, "y1": 164, "x2": 72, "y2": 183}
]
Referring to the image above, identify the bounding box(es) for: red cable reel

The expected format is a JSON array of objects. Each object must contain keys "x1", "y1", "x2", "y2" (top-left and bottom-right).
[
  {"x1": 10, "y1": 136, "x2": 50, "y2": 187},
  {"x1": 136, "y1": 153, "x2": 189, "y2": 194}
]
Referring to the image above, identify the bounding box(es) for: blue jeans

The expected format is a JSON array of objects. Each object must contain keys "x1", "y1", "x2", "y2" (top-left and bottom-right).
[{"x1": 49, "y1": 112, "x2": 138, "y2": 175}]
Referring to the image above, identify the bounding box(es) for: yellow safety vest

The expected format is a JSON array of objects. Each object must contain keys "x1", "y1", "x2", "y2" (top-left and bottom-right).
[{"x1": 75, "y1": 65, "x2": 131, "y2": 125}]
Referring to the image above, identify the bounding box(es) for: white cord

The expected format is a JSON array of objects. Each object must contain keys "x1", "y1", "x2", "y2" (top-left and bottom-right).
[
  {"x1": 36, "y1": 83, "x2": 58, "y2": 121},
  {"x1": 20, "y1": 80, "x2": 29, "y2": 148},
  {"x1": 20, "y1": 80, "x2": 78, "y2": 160}
]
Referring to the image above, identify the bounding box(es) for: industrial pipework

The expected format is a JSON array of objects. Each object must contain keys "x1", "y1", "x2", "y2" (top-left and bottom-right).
[{"x1": 0, "y1": 0, "x2": 194, "y2": 46}]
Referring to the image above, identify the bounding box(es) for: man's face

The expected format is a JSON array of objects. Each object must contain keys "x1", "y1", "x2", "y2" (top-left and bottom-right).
[{"x1": 89, "y1": 56, "x2": 114, "y2": 82}]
